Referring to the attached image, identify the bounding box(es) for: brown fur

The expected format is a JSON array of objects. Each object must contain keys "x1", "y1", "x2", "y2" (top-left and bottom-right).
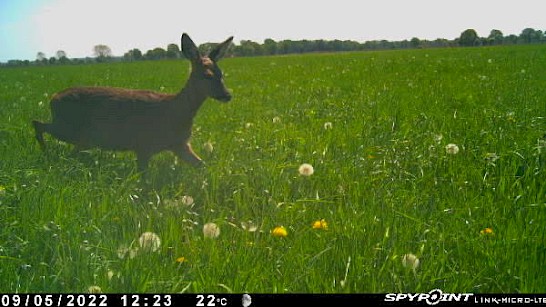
[{"x1": 32, "y1": 33, "x2": 234, "y2": 172}]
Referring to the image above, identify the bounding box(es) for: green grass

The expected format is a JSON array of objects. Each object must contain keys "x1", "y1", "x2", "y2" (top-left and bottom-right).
[{"x1": 1, "y1": 45, "x2": 545, "y2": 293}]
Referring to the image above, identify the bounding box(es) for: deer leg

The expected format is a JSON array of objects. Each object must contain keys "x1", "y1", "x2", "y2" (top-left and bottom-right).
[
  {"x1": 136, "y1": 151, "x2": 152, "y2": 173},
  {"x1": 32, "y1": 120, "x2": 48, "y2": 150},
  {"x1": 173, "y1": 143, "x2": 204, "y2": 168}
]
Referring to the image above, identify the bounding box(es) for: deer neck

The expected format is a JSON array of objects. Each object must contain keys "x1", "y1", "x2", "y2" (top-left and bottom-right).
[{"x1": 176, "y1": 77, "x2": 208, "y2": 119}]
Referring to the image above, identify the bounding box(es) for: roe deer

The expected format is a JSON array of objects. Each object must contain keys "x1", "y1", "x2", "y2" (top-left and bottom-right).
[{"x1": 32, "y1": 33, "x2": 234, "y2": 172}]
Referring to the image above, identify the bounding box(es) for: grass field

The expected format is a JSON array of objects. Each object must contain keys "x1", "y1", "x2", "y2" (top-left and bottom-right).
[{"x1": 0, "y1": 45, "x2": 545, "y2": 293}]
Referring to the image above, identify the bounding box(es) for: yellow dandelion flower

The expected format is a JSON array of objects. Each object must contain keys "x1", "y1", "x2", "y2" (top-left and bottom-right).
[
  {"x1": 176, "y1": 256, "x2": 187, "y2": 263},
  {"x1": 312, "y1": 219, "x2": 328, "y2": 230},
  {"x1": 480, "y1": 227, "x2": 494, "y2": 235},
  {"x1": 272, "y1": 226, "x2": 288, "y2": 237}
]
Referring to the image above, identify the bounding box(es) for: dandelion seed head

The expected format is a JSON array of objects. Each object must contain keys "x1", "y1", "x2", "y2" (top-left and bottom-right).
[
  {"x1": 138, "y1": 232, "x2": 161, "y2": 252},
  {"x1": 402, "y1": 253, "x2": 420, "y2": 271},
  {"x1": 272, "y1": 116, "x2": 281, "y2": 123},
  {"x1": 298, "y1": 163, "x2": 314, "y2": 176},
  {"x1": 203, "y1": 222, "x2": 220, "y2": 238},
  {"x1": 324, "y1": 122, "x2": 333, "y2": 130},
  {"x1": 445, "y1": 143, "x2": 459, "y2": 155},
  {"x1": 181, "y1": 195, "x2": 194, "y2": 206}
]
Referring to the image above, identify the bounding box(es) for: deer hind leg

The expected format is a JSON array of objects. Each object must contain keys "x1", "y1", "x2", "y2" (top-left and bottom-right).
[
  {"x1": 173, "y1": 143, "x2": 204, "y2": 168},
  {"x1": 32, "y1": 120, "x2": 49, "y2": 150}
]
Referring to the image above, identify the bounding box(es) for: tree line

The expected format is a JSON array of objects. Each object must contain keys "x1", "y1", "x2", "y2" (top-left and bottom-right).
[{"x1": 3, "y1": 27, "x2": 545, "y2": 67}]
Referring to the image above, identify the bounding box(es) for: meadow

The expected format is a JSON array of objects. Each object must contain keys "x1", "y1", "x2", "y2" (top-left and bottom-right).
[{"x1": 0, "y1": 45, "x2": 545, "y2": 293}]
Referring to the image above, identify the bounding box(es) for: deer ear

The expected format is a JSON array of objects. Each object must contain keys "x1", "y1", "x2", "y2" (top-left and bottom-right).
[
  {"x1": 181, "y1": 33, "x2": 200, "y2": 61},
  {"x1": 208, "y1": 36, "x2": 234, "y2": 62}
]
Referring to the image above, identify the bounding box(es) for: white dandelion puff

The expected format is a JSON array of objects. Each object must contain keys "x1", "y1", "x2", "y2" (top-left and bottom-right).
[
  {"x1": 402, "y1": 253, "x2": 420, "y2": 271},
  {"x1": 445, "y1": 143, "x2": 459, "y2": 155},
  {"x1": 203, "y1": 222, "x2": 220, "y2": 238},
  {"x1": 138, "y1": 232, "x2": 161, "y2": 252},
  {"x1": 298, "y1": 163, "x2": 314, "y2": 176}
]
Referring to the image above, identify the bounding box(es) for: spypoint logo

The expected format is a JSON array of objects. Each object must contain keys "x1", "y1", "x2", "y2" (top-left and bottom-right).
[
  {"x1": 384, "y1": 289, "x2": 473, "y2": 305},
  {"x1": 242, "y1": 294, "x2": 252, "y2": 307}
]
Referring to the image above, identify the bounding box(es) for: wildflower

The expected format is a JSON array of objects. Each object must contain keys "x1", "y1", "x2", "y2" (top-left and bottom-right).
[
  {"x1": 445, "y1": 143, "x2": 459, "y2": 155},
  {"x1": 298, "y1": 163, "x2": 314, "y2": 176},
  {"x1": 245, "y1": 122, "x2": 253, "y2": 129},
  {"x1": 176, "y1": 256, "x2": 188, "y2": 263},
  {"x1": 272, "y1": 226, "x2": 288, "y2": 237},
  {"x1": 480, "y1": 227, "x2": 494, "y2": 236},
  {"x1": 241, "y1": 221, "x2": 258, "y2": 232},
  {"x1": 87, "y1": 286, "x2": 102, "y2": 293},
  {"x1": 312, "y1": 219, "x2": 328, "y2": 230},
  {"x1": 0, "y1": 185, "x2": 5, "y2": 196},
  {"x1": 203, "y1": 222, "x2": 220, "y2": 238},
  {"x1": 117, "y1": 246, "x2": 139, "y2": 259},
  {"x1": 204, "y1": 141, "x2": 214, "y2": 153},
  {"x1": 402, "y1": 253, "x2": 420, "y2": 271},
  {"x1": 181, "y1": 195, "x2": 194, "y2": 206},
  {"x1": 139, "y1": 232, "x2": 161, "y2": 252},
  {"x1": 107, "y1": 270, "x2": 115, "y2": 280},
  {"x1": 506, "y1": 112, "x2": 516, "y2": 122},
  {"x1": 272, "y1": 116, "x2": 281, "y2": 123},
  {"x1": 485, "y1": 153, "x2": 499, "y2": 163},
  {"x1": 324, "y1": 122, "x2": 333, "y2": 130},
  {"x1": 433, "y1": 133, "x2": 443, "y2": 143}
]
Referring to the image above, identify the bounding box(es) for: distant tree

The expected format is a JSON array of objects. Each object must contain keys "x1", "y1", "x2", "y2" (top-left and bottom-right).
[
  {"x1": 48, "y1": 57, "x2": 57, "y2": 65},
  {"x1": 166, "y1": 43, "x2": 180, "y2": 58},
  {"x1": 263, "y1": 38, "x2": 277, "y2": 55},
  {"x1": 145, "y1": 47, "x2": 167, "y2": 60},
  {"x1": 504, "y1": 34, "x2": 519, "y2": 45},
  {"x1": 410, "y1": 37, "x2": 421, "y2": 48},
  {"x1": 56, "y1": 50, "x2": 66, "y2": 59},
  {"x1": 487, "y1": 29, "x2": 504, "y2": 45},
  {"x1": 93, "y1": 44, "x2": 112, "y2": 61},
  {"x1": 36, "y1": 52, "x2": 48, "y2": 65},
  {"x1": 56, "y1": 50, "x2": 70, "y2": 64},
  {"x1": 459, "y1": 29, "x2": 479, "y2": 46},
  {"x1": 36, "y1": 52, "x2": 46, "y2": 61},
  {"x1": 519, "y1": 28, "x2": 542, "y2": 44},
  {"x1": 124, "y1": 48, "x2": 143, "y2": 61}
]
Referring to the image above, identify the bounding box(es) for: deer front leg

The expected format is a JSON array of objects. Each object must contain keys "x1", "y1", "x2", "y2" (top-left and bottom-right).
[{"x1": 173, "y1": 143, "x2": 204, "y2": 168}]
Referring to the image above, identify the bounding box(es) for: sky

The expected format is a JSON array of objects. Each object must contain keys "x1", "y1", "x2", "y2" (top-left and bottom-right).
[{"x1": 0, "y1": 0, "x2": 545, "y2": 62}]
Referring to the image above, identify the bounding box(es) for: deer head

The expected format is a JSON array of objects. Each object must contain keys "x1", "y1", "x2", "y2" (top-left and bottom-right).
[{"x1": 181, "y1": 33, "x2": 233, "y2": 102}]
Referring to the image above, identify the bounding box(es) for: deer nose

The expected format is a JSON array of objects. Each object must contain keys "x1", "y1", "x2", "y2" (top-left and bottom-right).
[{"x1": 219, "y1": 93, "x2": 232, "y2": 102}]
